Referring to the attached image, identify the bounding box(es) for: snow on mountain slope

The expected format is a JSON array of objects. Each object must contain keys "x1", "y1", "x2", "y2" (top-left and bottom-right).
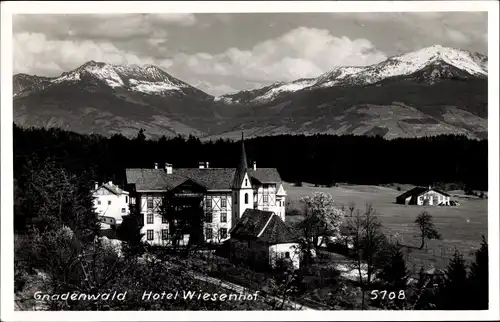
[
  {"x1": 17, "y1": 61, "x2": 211, "y2": 98},
  {"x1": 219, "y1": 45, "x2": 488, "y2": 104},
  {"x1": 329, "y1": 44, "x2": 488, "y2": 85},
  {"x1": 252, "y1": 78, "x2": 317, "y2": 102}
]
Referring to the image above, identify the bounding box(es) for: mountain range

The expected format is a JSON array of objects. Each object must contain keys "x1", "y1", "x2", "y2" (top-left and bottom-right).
[{"x1": 13, "y1": 45, "x2": 488, "y2": 140}]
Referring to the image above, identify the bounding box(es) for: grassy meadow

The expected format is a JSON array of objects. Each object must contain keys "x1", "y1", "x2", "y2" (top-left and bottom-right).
[{"x1": 284, "y1": 182, "x2": 488, "y2": 272}]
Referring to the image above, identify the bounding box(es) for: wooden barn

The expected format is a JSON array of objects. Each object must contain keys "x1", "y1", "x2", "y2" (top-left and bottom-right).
[{"x1": 396, "y1": 186, "x2": 451, "y2": 206}]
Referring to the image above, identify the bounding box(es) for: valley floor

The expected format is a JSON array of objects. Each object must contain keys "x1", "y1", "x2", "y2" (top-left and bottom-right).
[{"x1": 284, "y1": 182, "x2": 488, "y2": 270}]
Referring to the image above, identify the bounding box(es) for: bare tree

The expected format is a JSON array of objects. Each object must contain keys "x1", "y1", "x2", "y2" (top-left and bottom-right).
[
  {"x1": 348, "y1": 201, "x2": 356, "y2": 217},
  {"x1": 414, "y1": 211, "x2": 442, "y2": 250},
  {"x1": 346, "y1": 204, "x2": 388, "y2": 310}
]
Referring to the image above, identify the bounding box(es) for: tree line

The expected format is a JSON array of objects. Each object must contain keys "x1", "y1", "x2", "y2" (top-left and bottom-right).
[{"x1": 14, "y1": 125, "x2": 488, "y2": 191}]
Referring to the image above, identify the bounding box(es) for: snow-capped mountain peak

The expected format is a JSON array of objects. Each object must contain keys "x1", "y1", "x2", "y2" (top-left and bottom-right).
[
  {"x1": 219, "y1": 45, "x2": 488, "y2": 105},
  {"x1": 41, "y1": 61, "x2": 202, "y2": 96},
  {"x1": 385, "y1": 44, "x2": 487, "y2": 77}
]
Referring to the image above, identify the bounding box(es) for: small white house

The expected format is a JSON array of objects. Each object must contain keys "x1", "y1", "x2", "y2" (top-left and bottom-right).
[
  {"x1": 229, "y1": 209, "x2": 300, "y2": 270},
  {"x1": 396, "y1": 186, "x2": 451, "y2": 206},
  {"x1": 93, "y1": 181, "x2": 130, "y2": 227}
]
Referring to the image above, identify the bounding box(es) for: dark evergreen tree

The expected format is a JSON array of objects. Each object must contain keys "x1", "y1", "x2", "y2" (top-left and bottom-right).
[
  {"x1": 13, "y1": 124, "x2": 488, "y2": 192},
  {"x1": 118, "y1": 203, "x2": 145, "y2": 259},
  {"x1": 468, "y1": 235, "x2": 488, "y2": 309},
  {"x1": 378, "y1": 243, "x2": 410, "y2": 288},
  {"x1": 372, "y1": 243, "x2": 409, "y2": 309},
  {"x1": 136, "y1": 128, "x2": 146, "y2": 142},
  {"x1": 437, "y1": 249, "x2": 470, "y2": 309}
]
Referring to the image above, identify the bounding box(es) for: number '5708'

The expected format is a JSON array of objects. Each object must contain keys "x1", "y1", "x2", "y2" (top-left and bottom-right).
[{"x1": 370, "y1": 290, "x2": 406, "y2": 300}]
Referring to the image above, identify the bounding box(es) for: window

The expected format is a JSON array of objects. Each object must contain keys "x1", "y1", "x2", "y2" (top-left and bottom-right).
[
  {"x1": 121, "y1": 208, "x2": 126, "y2": 213},
  {"x1": 244, "y1": 193, "x2": 248, "y2": 204},
  {"x1": 97, "y1": 200, "x2": 101, "y2": 205},
  {"x1": 205, "y1": 212, "x2": 213, "y2": 223},
  {"x1": 108, "y1": 200, "x2": 112, "y2": 205},
  {"x1": 285, "y1": 252, "x2": 290, "y2": 258},
  {"x1": 263, "y1": 195, "x2": 269, "y2": 203},
  {"x1": 205, "y1": 228, "x2": 213, "y2": 240},
  {"x1": 245, "y1": 179, "x2": 248, "y2": 186},
  {"x1": 161, "y1": 216, "x2": 168, "y2": 224},
  {"x1": 147, "y1": 230, "x2": 154, "y2": 241},
  {"x1": 234, "y1": 194, "x2": 237, "y2": 204},
  {"x1": 161, "y1": 229, "x2": 168, "y2": 240},
  {"x1": 221, "y1": 198, "x2": 227, "y2": 208},
  {"x1": 221, "y1": 212, "x2": 227, "y2": 223},
  {"x1": 147, "y1": 213, "x2": 154, "y2": 224},
  {"x1": 206, "y1": 198, "x2": 212, "y2": 209},
  {"x1": 130, "y1": 197, "x2": 136, "y2": 205},
  {"x1": 125, "y1": 196, "x2": 128, "y2": 203},
  {"x1": 219, "y1": 228, "x2": 228, "y2": 239},
  {"x1": 147, "y1": 198, "x2": 153, "y2": 209}
]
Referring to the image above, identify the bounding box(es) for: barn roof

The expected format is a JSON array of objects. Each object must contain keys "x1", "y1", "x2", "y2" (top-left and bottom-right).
[
  {"x1": 126, "y1": 167, "x2": 282, "y2": 192},
  {"x1": 396, "y1": 186, "x2": 450, "y2": 199},
  {"x1": 229, "y1": 209, "x2": 298, "y2": 244}
]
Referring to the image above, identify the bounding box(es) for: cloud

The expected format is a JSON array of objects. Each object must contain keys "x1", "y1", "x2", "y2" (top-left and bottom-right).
[
  {"x1": 13, "y1": 13, "x2": 196, "y2": 41},
  {"x1": 168, "y1": 27, "x2": 387, "y2": 84},
  {"x1": 12, "y1": 12, "x2": 487, "y2": 96},
  {"x1": 13, "y1": 25, "x2": 387, "y2": 95},
  {"x1": 334, "y1": 12, "x2": 485, "y2": 49},
  {"x1": 13, "y1": 32, "x2": 173, "y2": 75}
]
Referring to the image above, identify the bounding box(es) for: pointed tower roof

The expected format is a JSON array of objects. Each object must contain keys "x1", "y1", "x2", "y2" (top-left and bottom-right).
[{"x1": 232, "y1": 132, "x2": 249, "y2": 189}]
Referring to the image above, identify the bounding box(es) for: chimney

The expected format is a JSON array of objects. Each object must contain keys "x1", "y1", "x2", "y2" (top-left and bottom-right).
[
  {"x1": 94, "y1": 181, "x2": 99, "y2": 190},
  {"x1": 198, "y1": 161, "x2": 205, "y2": 169},
  {"x1": 205, "y1": 161, "x2": 210, "y2": 169},
  {"x1": 253, "y1": 161, "x2": 257, "y2": 171},
  {"x1": 165, "y1": 163, "x2": 173, "y2": 174},
  {"x1": 154, "y1": 163, "x2": 158, "y2": 169},
  {"x1": 108, "y1": 181, "x2": 113, "y2": 186}
]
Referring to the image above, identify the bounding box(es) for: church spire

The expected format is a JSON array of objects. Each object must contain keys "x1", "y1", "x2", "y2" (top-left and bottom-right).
[{"x1": 232, "y1": 132, "x2": 249, "y2": 188}]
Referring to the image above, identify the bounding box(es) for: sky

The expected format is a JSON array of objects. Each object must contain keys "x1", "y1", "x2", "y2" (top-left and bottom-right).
[{"x1": 13, "y1": 12, "x2": 488, "y2": 96}]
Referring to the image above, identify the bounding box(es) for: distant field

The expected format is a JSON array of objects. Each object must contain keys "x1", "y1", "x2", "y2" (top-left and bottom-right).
[{"x1": 284, "y1": 182, "x2": 488, "y2": 272}]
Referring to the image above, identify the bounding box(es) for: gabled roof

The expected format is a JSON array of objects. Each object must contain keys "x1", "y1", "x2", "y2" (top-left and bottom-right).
[
  {"x1": 396, "y1": 186, "x2": 450, "y2": 199},
  {"x1": 230, "y1": 209, "x2": 298, "y2": 244},
  {"x1": 99, "y1": 183, "x2": 128, "y2": 195},
  {"x1": 126, "y1": 168, "x2": 236, "y2": 191},
  {"x1": 248, "y1": 168, "x2": 282, "y2": 184},
  {"x1": 126, "y1": 167, "x2": 282, "y2": 192}
]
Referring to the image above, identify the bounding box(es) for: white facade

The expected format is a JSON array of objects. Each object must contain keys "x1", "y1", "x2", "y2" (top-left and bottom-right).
[
  {"x1": 253, "y1": 183, "x2": 287, "y2": 222},
  {"x1": 416, "y1": 190, "x2": 451, "y2": 206},
  {"x1": 133, "y1": 192, "x2": 169, "y2": 245},
  {"x1": 135, "y1": 192, "x2": 234, "y2": 245},
  {"x1": 204, "y1": 193, "x2": 233, "y2": 243},
  {"x1": 93, "y1": 182, "x2": 129, "y2": 226},
  {"x1": 233, "y1": 172, "x2": 254, "y2": 223}
]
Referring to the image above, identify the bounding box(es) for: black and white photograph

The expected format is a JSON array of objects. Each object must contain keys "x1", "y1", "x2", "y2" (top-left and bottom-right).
[{"x1": 1, "y1": 1, "x2": 499, "y2": 321}]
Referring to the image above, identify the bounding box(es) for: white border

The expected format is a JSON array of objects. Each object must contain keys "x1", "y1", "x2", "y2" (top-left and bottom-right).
[{"x1": 1, "y1": 1, "x2": 499, "y2": 321}]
